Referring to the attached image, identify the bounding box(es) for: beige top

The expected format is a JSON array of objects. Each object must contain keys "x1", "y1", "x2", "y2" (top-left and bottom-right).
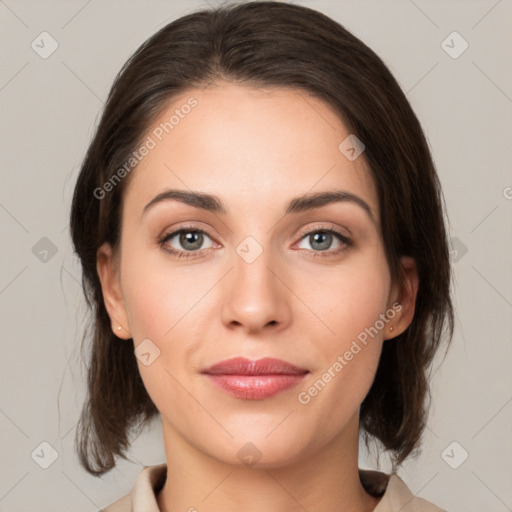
[{"x1": 102, "y1": 463, "x2": 446, "y2": 512}]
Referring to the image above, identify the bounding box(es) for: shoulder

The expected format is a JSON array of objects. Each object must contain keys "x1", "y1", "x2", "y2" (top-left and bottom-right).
[
  {"x1": 360, "y1": 469, "x2": 448, "y2": 512},
  {"x1": 101, "y1": 494, "x2": 132, "y2": 512},
  {"x1": 100, "y1": 463, "x2": 167, "y2": 512}
]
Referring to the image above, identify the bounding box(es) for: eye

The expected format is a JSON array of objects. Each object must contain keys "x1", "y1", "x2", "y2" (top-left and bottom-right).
[
  {"x1": 158, "y1": 226, "x2": 215, "y2": 259},
  {"x1": 295, "y1": 225, "x2": 352, "y2": 258},
  {"x1": 158, "y1": 224, "x2": 352, "y2": 260}
]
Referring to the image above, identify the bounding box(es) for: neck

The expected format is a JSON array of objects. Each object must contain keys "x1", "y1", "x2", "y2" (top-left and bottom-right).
[{"x1": 156, "y1": 414, "x2": 381, "y2": 512}]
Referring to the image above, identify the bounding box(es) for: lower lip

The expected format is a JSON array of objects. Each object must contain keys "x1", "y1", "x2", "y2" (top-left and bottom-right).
[{"x1": 204, "y1": 374, "x2": 308, "y2": 399}]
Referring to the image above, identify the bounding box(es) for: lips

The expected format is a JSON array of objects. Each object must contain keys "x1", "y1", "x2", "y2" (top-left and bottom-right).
[
  {"x1": 202, "y1": 357, "x2": 309, "y2": 400},
  {"x1": 203, "y1": 357, "x2": 309, "y2": 375}
]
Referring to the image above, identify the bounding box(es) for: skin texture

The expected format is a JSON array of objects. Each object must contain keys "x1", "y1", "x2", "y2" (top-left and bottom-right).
[{"x1": 96, "y1": 82, "x2": 419, "y2": 512}]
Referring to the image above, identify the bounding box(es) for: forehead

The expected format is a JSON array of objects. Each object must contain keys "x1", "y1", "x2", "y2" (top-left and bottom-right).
[{"x1": 123, "y1": 82, "x2": 378, "y2": 221}]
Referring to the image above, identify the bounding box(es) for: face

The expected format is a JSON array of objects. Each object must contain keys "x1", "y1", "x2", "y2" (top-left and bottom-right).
[{"x1": 97, "y1": 82, "x2": 417, "y2": 467}]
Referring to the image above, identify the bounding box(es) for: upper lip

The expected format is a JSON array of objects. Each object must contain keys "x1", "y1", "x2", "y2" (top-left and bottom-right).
[{"x1": 202, "y1": 357, "x2": 309, "y2": 375}]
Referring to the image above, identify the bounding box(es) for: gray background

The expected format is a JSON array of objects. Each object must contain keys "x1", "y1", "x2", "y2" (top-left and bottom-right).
[{"x1": 1, "y1": 0, "x2": 511, "y2": 510}]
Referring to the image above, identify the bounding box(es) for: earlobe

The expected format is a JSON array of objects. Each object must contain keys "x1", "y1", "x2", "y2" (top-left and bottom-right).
[
  {"x1": 385, "y1": 256, "x2": 419, "y2": 339},
  {"x1": 96, "y1": 242, "x2": 132, "y2": 339}
]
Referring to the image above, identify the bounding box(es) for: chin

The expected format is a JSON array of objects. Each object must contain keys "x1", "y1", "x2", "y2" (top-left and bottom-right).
[{"x1": 197, "y1": 429, "x2": 314, "y2": 469}]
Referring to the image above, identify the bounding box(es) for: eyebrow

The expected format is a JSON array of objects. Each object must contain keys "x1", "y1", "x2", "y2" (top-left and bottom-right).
[{"x1": 142, "y1": 188, "x2": 376, "y2": 224}]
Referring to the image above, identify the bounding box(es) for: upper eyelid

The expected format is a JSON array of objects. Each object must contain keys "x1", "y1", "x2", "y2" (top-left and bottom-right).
[
  {"x1": 161, "y1": 225, "x2": 218, "y2": 243},
  {"x1": 295, "y1": 223, "x2": 349, "y2": 239}
]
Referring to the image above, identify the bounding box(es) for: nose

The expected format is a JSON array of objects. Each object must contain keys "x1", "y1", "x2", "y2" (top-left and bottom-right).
[{"x1": 221, "y1": 246, "x2": 291, "y2": 335}]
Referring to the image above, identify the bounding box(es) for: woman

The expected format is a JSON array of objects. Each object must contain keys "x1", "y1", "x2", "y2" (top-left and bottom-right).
[{"x1": 69, "y1": 2, "x2": 454, "y2": 511}]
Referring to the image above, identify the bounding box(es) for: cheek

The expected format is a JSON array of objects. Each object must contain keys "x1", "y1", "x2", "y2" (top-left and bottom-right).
[
  {"x1": 121, "y1": 243, "x2": 206, "y2": 341},
  {"x1": 120, "y1": 256, "x2": 198, "y2": 414},
  {"x1": 294, "y1": 250, "x2": 390, "y2": 403},
  {"x1": 299, "y1": 250, "x2": 391, "y2": 346},
  {"x1": 120, "y1": 248, "x2": 212, "y2": 392}
]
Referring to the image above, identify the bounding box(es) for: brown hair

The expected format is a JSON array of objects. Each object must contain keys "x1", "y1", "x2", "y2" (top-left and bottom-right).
[{"x1": 70, "y1": 0, "x2": 454, "y2": 476}]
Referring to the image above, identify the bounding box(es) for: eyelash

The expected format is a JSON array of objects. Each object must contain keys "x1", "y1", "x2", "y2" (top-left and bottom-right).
[{"x1": 157, "y1": 224, "x2": 353, "y2": 260}]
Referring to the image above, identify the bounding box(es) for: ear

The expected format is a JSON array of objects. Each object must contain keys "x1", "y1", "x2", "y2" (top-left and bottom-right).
[
  {"x1": 96, "y1": 242, "x2": 132, "y2": 340},
  {"x1": 384, "y1": 255, "x2": 419, "y2": 340}
]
